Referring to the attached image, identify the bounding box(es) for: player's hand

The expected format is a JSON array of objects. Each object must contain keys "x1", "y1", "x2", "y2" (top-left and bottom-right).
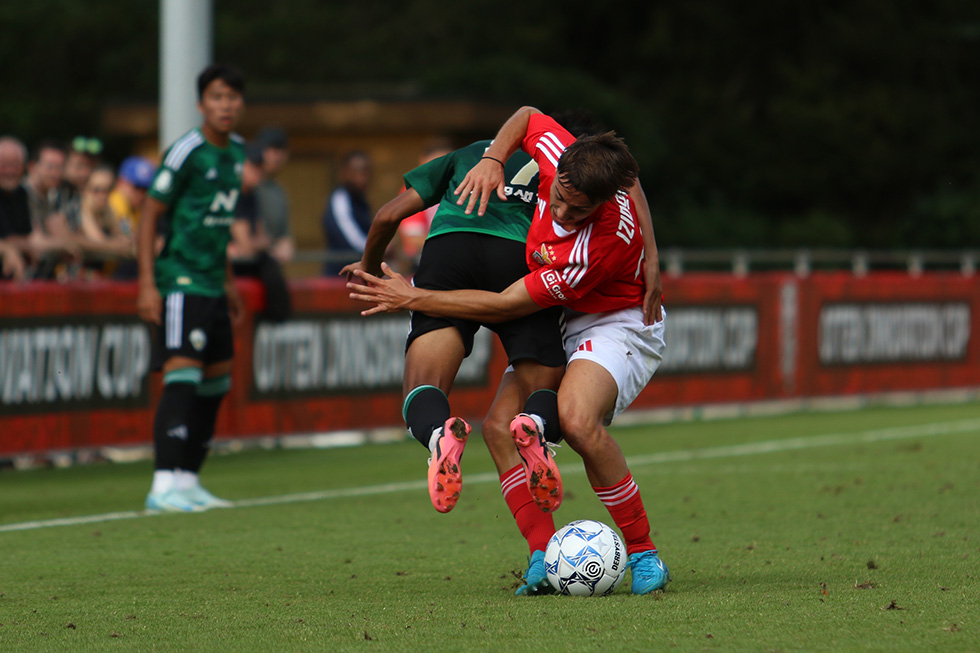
[
  {"x1": 226, "y1": 283, "x2": 245, "y2": 327},
  {"x1": 453, "y1": 157, "x2": 507, "y2": 217},
  {"x1": 642, "y1": 259, "x2": 663, "y2": 325},
  {"x1": 1, "y1": 248, "x2": 26, "y2": 281},
  {"x1": 348, "y1": 262, "x2": 419, "y2": 316},
  {"x1": 340, "y1": 260, "x2": 371, "y2": 282},
  {"x1": 137, "y1": 282, "x2": 162, "y2": 325}
]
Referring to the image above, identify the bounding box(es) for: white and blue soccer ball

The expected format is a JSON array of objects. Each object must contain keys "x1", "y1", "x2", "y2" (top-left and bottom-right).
[{"x1": 544, "y1": 519, "x2": 627, "y2": 596}]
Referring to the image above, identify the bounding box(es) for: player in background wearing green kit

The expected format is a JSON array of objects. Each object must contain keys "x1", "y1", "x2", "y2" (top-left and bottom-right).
[
  {"x1": 341, "y1": 141, "x2": 567, "y2": 594},
  {"x1": 137, "y1": 64, "x2": 247, "y2": 512}
]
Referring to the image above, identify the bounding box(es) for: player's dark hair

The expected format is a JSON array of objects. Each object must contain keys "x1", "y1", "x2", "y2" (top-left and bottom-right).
[
  {"x1": 556, "y1": 132, "x2": 638, "y2": 204},
  {"x1": 550, "y1": 108, "x2": 607, "y2": 139},
  {"x1": 30, "y1": 138, "x2": 66, "y2": 164},
  {"x1": 197, "y1": 64, "x2": 245, "y2": 100}
]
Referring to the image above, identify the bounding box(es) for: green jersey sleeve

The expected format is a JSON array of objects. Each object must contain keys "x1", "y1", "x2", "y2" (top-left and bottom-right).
[
  {"x1": 402, "y1": 140, "x2": 538, "y2": 244},
  {"x1": 404, "y1": 150, "x2": 455, "y2": 207}
]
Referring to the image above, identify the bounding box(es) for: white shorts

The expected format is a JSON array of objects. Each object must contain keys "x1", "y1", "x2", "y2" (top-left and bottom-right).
[{"x1": 562, "y1": 306, "x2": 666, "y2": 425}]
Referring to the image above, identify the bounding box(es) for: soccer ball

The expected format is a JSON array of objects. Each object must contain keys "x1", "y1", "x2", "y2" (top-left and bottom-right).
[{"x1": 544, "y1": 519, "x2": 627, "y2": 596}]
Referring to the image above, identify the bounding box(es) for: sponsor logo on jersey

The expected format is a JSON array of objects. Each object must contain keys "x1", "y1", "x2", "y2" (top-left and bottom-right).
[
  {"x1": 209, "y1": 189, "x2": 239, "y2": 214},
  {"x1": 203, "y1": 215, "x2": 236, "y2": 227},
  {"x1": 542, "y1": 270, "x2": 567, "y2": 301},
  {"x1": 177, "y1": 276, "x2": 192, "y2": 286},
  {"x1": 532, "y1": 244, "x2": 554, "y2": 266},
  {"x1": 504, "y1": 186, "x2": 535, "y2": 204},
  {"x1": 205, "y1": 167, "x2": 218, "y2": 180},
  {"x1": 189, "y1": 328, "x2": 207, "y2": 351},
  {"x1": 154, "y1": 169, "x2": 174, "y2": 194}
]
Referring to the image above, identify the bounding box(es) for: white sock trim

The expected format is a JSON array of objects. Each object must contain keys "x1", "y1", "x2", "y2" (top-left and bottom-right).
[{"x1": 151, "y1": 470, "x2": 176, "y2": 494}]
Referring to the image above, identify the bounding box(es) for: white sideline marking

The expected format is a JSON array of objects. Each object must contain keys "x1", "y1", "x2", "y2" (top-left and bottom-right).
[{"x1": 2, "y1": 418, "x2": 977, "y2": 534}]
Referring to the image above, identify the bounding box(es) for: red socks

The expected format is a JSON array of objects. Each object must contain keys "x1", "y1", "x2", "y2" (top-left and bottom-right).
[
  {"x1": 593, "y1": 472, "x2": 655, "y2": 556},
  {"x1": 501, "y1": 465, "x2": 556, "y2": 553}
]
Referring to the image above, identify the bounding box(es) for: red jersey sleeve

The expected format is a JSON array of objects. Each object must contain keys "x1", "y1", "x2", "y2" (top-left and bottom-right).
[{"x1": 523, "y1": 114, "x2": 575, "y2": 178}]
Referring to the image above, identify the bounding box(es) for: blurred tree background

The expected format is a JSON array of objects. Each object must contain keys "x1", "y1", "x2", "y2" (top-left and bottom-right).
[{"x1": 2, "y1": 0, "x2": 979, "y2": 249}]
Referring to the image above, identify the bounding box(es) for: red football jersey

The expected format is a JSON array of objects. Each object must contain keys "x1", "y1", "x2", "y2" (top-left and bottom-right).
[{"x1": 521, "y1": 113, "x2": 645, "y2": 313}]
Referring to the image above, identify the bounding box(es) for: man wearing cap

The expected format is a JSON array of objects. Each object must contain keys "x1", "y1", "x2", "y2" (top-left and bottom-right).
[
  {"x1": 109, "y1": 156, "x2": 157, "y2": 279},
  {"x1": 110, "y1": 155, "x2": 156, "y2": 236}
]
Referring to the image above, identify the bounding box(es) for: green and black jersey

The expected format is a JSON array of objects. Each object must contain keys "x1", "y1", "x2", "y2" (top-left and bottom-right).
[
  {"x1": 404, "y1": 140, "x2": 539, "y2": 244},
  {"x1": 148, "y1": 128, "x2": 245, "y2": 297}
]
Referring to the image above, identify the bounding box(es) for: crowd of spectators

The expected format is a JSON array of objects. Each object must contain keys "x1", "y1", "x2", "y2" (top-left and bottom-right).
[
  {"x1": 1, "y1": 128, "x2": 447, "y2": 286},
  {"x1": 0, "y1": 128, "x2": 297, "y2": 288},
  {"x1": 0, "y1": 134, "x2": 155, "y2": 282}
]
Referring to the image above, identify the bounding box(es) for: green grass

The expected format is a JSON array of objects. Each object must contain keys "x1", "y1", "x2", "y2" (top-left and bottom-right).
[{"x1": 1, "y1": 401, "x2": 979, "y2": 651}]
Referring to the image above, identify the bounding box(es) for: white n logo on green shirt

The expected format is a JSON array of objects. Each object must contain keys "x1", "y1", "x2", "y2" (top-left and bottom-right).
[{"x1": 209, "y1": 189, "x2": 239, "y2": 214}]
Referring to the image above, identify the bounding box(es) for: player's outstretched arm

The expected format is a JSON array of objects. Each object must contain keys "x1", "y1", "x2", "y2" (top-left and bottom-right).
[
  {"x1": 630, "y1": 180, "x2": 663, "y2": 325},
  {"x1": 454, "y1": 106, "x2": 541, "y2": 217},
  {"x1": 349, "y1": 262, "x2": 540, "y2": 323},
  {"x1": 341, "y1": 188, "x2": 426, "y2": 279}
]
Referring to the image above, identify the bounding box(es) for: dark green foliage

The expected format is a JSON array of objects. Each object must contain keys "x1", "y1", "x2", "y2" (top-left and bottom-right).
[{"x1": 5, "y1": 1, "x2": 980, "y2": 248}]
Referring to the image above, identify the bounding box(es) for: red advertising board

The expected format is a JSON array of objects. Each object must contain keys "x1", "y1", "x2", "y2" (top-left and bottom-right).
[
  {"x1": 1, "y1": 272, "x2": 978, "y2": 457},
  {"x1": 793, "y1": 272, "x2": 980, "y2": 396}
]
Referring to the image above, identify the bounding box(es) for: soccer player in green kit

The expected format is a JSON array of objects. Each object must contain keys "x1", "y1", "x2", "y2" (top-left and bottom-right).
[
  {"x1": 342, "y1": 141, "x2": 567, "y2": 594},
  {"x1": 137, "y1": 64, "x2": 247, "y2": 512}
]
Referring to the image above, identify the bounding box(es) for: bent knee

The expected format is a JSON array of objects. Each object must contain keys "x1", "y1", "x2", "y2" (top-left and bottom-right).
[
  {"x1": 481, "y1": 412, "x2": 512, "y2": 446},
  {"x1": 558, "y1": 406, "x2": 602, "y2": 451}
]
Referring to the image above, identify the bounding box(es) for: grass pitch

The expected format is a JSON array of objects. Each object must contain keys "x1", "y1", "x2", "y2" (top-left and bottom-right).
[{"x1": 1, "y1": 400, "x2": 978, "y2": 651}]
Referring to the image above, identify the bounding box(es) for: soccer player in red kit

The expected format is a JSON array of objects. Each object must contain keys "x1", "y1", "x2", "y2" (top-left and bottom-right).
[{"x1": 349, "y1": 106, "x2": 670, "y2": 595}]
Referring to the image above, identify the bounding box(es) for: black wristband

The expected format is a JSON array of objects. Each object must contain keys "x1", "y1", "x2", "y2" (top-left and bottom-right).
[{"x1": 480, "y1": 155, "x2": 505, "y2": 167}]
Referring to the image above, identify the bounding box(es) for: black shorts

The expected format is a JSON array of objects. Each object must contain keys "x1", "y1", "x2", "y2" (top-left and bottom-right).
[
  {"x1": 408, "y1": 232, "x2": 565, "y2": 367},
  {"x1": 151, "y1": 292, "x2": 234, "y2": 371}
]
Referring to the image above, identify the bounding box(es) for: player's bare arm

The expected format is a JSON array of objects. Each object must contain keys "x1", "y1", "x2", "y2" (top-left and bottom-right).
[
  {"x1": 454, "y1": 106, "x2": 541, "y2": 216},
  {"x1": 340, "y1": 188, "x2": 426, "y2": 279},
  {"x1": 349, "y1": 262, "x2": 540, "y2": 323},
  {"x1": 136, "y1": 196, "x2": 167, "y2": 325},
  {"x1": 225, "y1": 257, "x2": 245, "y2": 327},
  {"x1": 629, "y1": 180, "x2": 663, "y2": 325}
]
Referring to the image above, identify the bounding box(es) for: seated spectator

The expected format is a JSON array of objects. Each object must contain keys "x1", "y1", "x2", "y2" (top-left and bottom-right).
[
  {"x1": 0, "y1": 136, "x2": 34, "y2": 278},
  {"x1": 0, "y1": 136, "x2": 78, "y2": 280},
  {"x1": 255, "y1": 126, "x2": 295, "y2": 265},
  {"x1": 25, "y1": 139, "x2": 67, "y2": 231},
  {"x1": 229, "y1": 143, "x2": 291, "y2": 322},
  {"x1": 109, "y1": 155, "x2": 156, "y2": 279},
  {"x1": 24, "y1": 139, "x2": 80, "y2": 278},
  {"x1": 75, "y1": 165, "x2": 134, "y2": 278},
  {"x1": 60, "y1": 135, "x2": 103, "y2": 221},
  {"x1": 109, "y1": 155, "x2": 155, "y2": 236},
  {"x1": 321, "y1": 150, "x2": 372, "y2": 276}
]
